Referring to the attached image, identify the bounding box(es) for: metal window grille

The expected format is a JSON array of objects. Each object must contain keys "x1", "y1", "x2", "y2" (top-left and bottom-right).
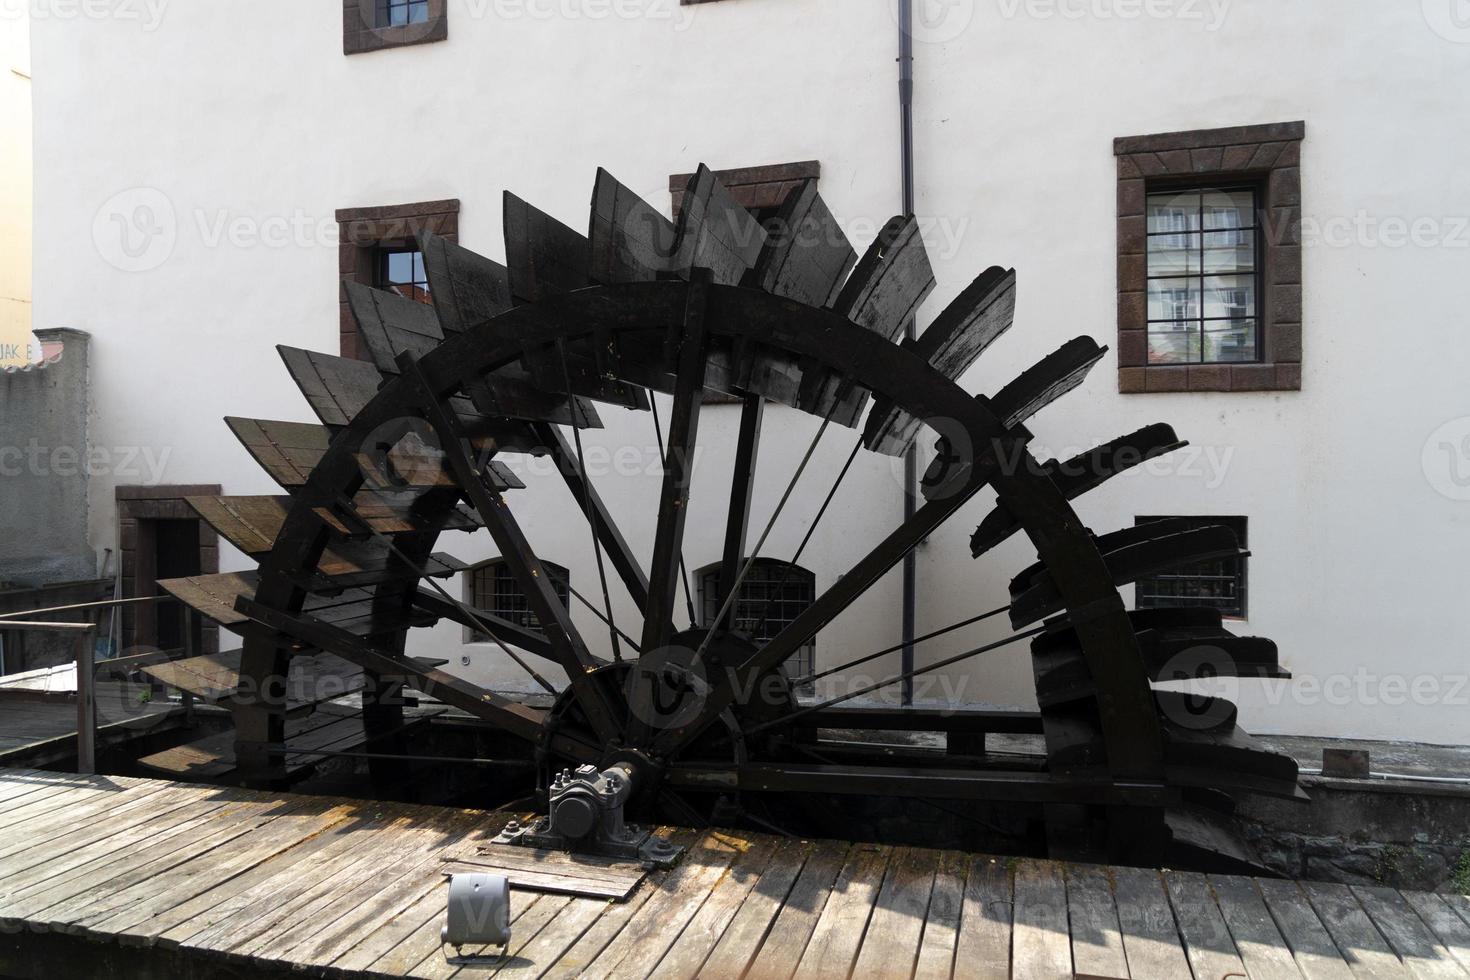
[
  {"x1": 467, "y1": 560, "x2": 570, "y2": 640},
  {"x1": 376, "y1": 0, "x2": 430, "y2": 27},
  {"x1": 1145, "y1": 185, "x2": 1263, "y2": 365},
  {"x1": 698, "y1": 560, "x2": 816, "y2": 684},
  {"x1": 375, "y1": 247, "x2": 432, "y2": 304},
  {"x1": 1133, "y1": 516, "x2": 1248, "y2": 619}
]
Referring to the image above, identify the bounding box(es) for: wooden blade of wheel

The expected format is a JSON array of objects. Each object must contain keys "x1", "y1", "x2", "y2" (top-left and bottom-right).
[
  {"x1": 748, "y1": 179, "x2": 856, "y2": 307},
  {"x1": 798, "y1": 214, "x2": 935, "y2": 424},
  {"x1": 864, "y1": 266, "x2": 1017, "y2": 456},
  {"x1": 717, "y1": 181, "x2": 854, "y2": 409},
  {"x1": 588, "y1": 166, "x2": 679, "y2": 284},
  {"x1": 503, "y1": 191, "x2": 591, "y2": 304},
  {"x1": 970, "y1": 423, "x2": 1186, "y2": 556},
  {"x1": 990, "y1": 336, "x2": 1107, "y2": 429},
  {"x1": 278, "y1": 346, "x2": 384, "y2": 427},
  {"x1": 418, "y1": 231, "x2": 514, "y2": 333},
  {"x1": 1011, "y1": 523, "x2": 1247, "y2": 627},
  {"x1": 670, "y1": 163, "x2": 766, "y2": 286},
  {"x1": 343, "y1": 281, "x2": 443, "y2": 376}
]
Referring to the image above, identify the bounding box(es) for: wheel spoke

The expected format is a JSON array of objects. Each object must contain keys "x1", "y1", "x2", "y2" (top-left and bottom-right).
[
  {"x1": 640, "y1": 272, "x2": 712, "y2": 655},
  {"x1": 533, "y1": 420, "x2": 650, "y2": 615},
  {"x1": 398, "y1": 352, "x2": 622, "y2": 743},
  {"x1": 716, "y1": 392, "x2": 765, "y2": 629}
]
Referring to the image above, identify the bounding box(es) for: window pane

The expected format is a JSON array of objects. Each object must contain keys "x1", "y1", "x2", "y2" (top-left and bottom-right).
[
  {"x1": 1148, "y1": 233, "x2": 1199, "y2": 277},
  {"x1": 1147, "y1": 192, "x2": 1200, "y2": 234},
  {"x1": 409, "y1": 0, "x2": 430, "y2": 23},
  {"x1": 1202, "y1": 274, "x2": 1255, "y2": 318},
  {"x1": 1147, "y1": 327, "x2": 1201, "y2": 365},
  {"x1": 1147, "y1": 277, "x2": 1199, "y2": 321},
  {"x1": 390, "y1": 2, "x2": 409, "y2": 26},
  {"x1": 1203, "y1": 231, "x2": 1255, "y2": 274},
  {"x1": 1201, "y1": 189, "x2": 1256, "y2": 230},
  {"x1": 1204, "y1": 320, "x2": 1257, "y2": 362},
  {"x1": 385, "y1": 251, "x2": 414, "y2": 285}
]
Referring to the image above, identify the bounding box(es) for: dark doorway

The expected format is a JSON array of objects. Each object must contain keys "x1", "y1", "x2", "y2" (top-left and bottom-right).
[
  {"x1": 116, "y1": 485, "x2": 222, "y2": 657},
  {"x1": 134, "y1": 519, "x2": 201, "y2": 652}
]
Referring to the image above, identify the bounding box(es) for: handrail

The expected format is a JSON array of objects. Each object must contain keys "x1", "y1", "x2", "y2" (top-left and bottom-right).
[
  {"x1": 0, "y1": 593, "x2": 176, "y2": 621},
  {"x1": 0, "y1": 620, "x2": 99, "y2": 774}
]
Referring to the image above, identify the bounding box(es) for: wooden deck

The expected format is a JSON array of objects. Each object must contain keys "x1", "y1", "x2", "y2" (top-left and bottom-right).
[
  {"x1": 1, "y1": 769, "x2": 1469, "y2": 979},
  {"x1": 0, "y1": 680, "x2": 179, "y2": 767}
]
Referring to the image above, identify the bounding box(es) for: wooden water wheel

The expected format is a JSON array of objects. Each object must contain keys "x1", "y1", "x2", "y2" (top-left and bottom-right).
[{"x1": 162, "y1": 165, "x2": 1302, "y2": 869}]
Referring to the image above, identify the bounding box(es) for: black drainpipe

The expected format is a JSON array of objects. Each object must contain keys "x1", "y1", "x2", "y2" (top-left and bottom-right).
[{"x1": 898, "y1": 0, "x2": 917, "y2": 705}]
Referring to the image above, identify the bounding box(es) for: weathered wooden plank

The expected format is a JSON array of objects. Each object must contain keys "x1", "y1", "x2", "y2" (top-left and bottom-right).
[
  {"x1": 419, "y1": 231, "x2": 514, "y2": 333},
  {"x1": 790, "y1": 843, "x2": 891, "y2": 980},
  {"x1": 38, "y1": 798, "x2": 293, "y2": 933},
  {"x1": 645, "y1": 836, "x2": 780, "y2": 980},
  {"x1": 1302, "y1": 881, "x2": 1413, "y2": 980},
  {"x1": 1111, "y1": 866, "x2": 1192, "y2": 980},
  {"x1": 0, "y1": 801, "x2": 260, "y2": 932},
  {"x1": 990, "y1": 335, "x2": 1106, "y2": 430},
  {"x1": 1066, "y1": 863, "x2": 1130, "y2": 980},
  {"x1": 503, "y1": 191, "x2": 591, "y2": 304},
  {"x1": 723, "y1": 836, "x2": 850, "y2": 980},
  {"x1": 329, "y1": 876, "x2": 454, "y2": 974},
  {"x1": 344, "y1": 279, "x2": 445, "y2": 375},
  {"x1": 749, "y1": 179, "x2": 855, "y2": 308},
  {"x1": 1165, "y1": 869, "x2": 1247, "y2": 980},
  {"x1": 437, "y1": 861, "x2": 636, "y2": 901},
  {"x1": 578, "y1": 831, "x2": 743, "y2": 980},
  {"x1": 831, "y1": 215, "x2": 935, "y2": 344},
  {"x1": 80, "y1": 800, "x2": 355, "y2": 940},
  {"x1": 589, "y1": 166, "x2": 679, "y2": 285},
  {"x1": 246, "y1": 814, "x2": 477, "y2": 966},
  {"x1": 695, "y1": 837, "x2": 814, "y2": 980},
  {"x1": 672, "y1": 163, "x2": 766, "y2": 285},
  {"x1": 186, "y1": 807, "x2": 431, "y2": 957},
  {"x1": 479, "y1": 825, "x2": 697, "y2": 979},
  {"x1": 1011, "y1": 858, "x2": 1073, "y2": 980},
  {"x1": 865, "y1": 265, "x2": 1017, "y2": 456},
  {"x1": 1351, "y1": 886, "x2": 1468, "y2": 980},
  {"x1": 913, "y1": 849, "x2": 967, "y2": 980},
  {"x1": 0, "y1": 778, "x2": 156, "y2": 844},
  {"x1": 488, "y1": 894, "x2": 610, "y2": 979},
  {"x1": 278, "y1": 345, "x2": 384, "y2": 427},
  {"x1": 1255, "y1": 878, "x2": 1359, "y2": 980},
  {"x1": 952, "y1": 854, "x2": 1013, "y2": 980},
  {"x1": 849, "y1": 845, "x2": 939, "y2": 980},
  {"x1": 0, "y1": 784, "x2": 219, "y2": 893},
  {"x1": 1401, "y1": 891, "x2": 1470, "y2": 977},
  {"x1": 1207, "y1": 875, "x2": 1307, "y2": 980}
]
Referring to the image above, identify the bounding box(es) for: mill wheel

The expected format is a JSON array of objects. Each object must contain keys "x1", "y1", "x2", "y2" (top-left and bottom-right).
[{"x1": 165, "y1": 165, "x2": 1301, "y2": 868}]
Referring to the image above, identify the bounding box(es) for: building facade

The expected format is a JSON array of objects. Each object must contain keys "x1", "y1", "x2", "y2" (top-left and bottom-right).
[{"x1": 20, "y1": 0, "x2": 1470, "y2": 744}]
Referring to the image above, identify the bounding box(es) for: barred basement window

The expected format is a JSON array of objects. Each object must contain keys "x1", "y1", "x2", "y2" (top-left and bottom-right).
[
  {"x1": 375, "y1": 247, "x2": 431, "y2": 304},
  {"x1": 1134, "y1": 516, "x2": 1248, "y2": 619},
  {"x1": 698, "y1": 559, "x2": 816, "y2": 684},
  {"x1": 1145, "y1": 186, "x2": 1262, "y2": 365},
  {"x1": 465, "y1": 559, "x2": 570, "y2": 642}
]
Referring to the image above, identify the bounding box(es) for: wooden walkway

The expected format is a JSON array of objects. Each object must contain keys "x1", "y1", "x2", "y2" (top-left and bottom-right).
[
  {"x1": 0, "y1": 681, "x2": 178, "y2": 767},
  {"x1": 1, "y1": 769, "x2": 1469, "y2": 979}
]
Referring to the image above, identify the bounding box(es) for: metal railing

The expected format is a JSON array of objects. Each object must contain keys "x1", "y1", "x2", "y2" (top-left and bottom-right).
[{"x1": 0, "y1": 593, "x2": 202, "y2": 774}]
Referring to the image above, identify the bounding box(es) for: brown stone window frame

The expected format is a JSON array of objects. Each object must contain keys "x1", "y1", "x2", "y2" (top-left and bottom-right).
[
  {"x1": 117, "y1": 485, "x2": 221, "y2": 657},
  {"x1": 336, "y1": 199, "x2": 459, "y2": 359},
  {"x1": 343, "y1": 0, "x2": 447, "y2": 56},
  {"x1": 668, "y1": 161, "x2": 822, "y2": 403},
  {"x1": 1115, "y1": 122, "x2": 1304, "y2": 393}
]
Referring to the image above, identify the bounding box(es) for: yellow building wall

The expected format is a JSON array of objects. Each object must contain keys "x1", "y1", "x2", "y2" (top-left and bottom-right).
[{"x1": 0, "y1": 12, "x2": 32, "y2": 369}]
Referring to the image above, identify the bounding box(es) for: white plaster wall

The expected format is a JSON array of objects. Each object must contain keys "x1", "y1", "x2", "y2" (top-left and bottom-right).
[{"x1": 27, "y1": 0, "x2": 1470, "y2": 744}]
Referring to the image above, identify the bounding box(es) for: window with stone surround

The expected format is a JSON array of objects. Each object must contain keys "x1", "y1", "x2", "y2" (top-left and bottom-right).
[
  {"x1": 1116, "y1": 122, "x2": 1304, "y2": 393},
  {"x1": 343, "y1": 0, "x2": 446, "y2": 55},
  {"x1": 336, "y1": 199, "x2": 459, "y2": 359}
]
